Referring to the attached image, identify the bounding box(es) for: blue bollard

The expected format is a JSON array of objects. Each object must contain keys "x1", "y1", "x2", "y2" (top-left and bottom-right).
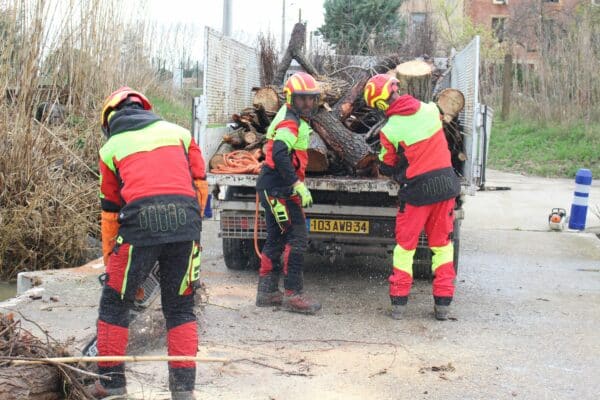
[
  {"x1": 568, "y1": 168, "x2": 592, "y2": 230},
  {"x1": 204, "y1": 194, "x2": 213, "y2": 218}
]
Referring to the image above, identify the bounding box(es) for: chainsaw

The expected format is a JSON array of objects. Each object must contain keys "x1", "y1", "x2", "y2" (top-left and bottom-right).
[
  {"x1": 548, "y1": 208, "x2": 567, "y2": 231},
  {"x1": 82, "y1": 262, "x2": 161, "y2": 357}
]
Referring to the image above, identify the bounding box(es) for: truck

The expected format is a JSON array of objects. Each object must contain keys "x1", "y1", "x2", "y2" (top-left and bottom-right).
[{"x1": 194, "y1": 34, "x2": 491, "y2": 279}]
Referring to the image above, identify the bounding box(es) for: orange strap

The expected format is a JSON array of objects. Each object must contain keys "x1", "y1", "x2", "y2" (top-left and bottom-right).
[
  {"x1": 211, "y1": 150, "x2": 263, "y2": 175},
  {"x1": 101, "y1": 211, "x2": 119, "y2": 266}
]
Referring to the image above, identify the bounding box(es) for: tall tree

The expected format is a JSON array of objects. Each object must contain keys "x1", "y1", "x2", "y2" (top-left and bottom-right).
[{"x1": 318, "y1": 0, "x2": 405, "y2": 55}]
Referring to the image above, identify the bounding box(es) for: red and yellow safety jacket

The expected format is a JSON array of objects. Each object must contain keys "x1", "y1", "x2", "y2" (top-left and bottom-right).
[
  {"x1": 379, "y1": 94, "x2": 460, "y2": 205},
  {"x1": 256, "y1": 104, "x2": 310, "y2": 191},
  {"x1": 99, "y1": 108, "x2": 206, "y2": 246}
]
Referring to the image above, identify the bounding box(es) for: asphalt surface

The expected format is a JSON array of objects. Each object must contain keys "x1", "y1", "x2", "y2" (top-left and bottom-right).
[{"x1": 3, "y1": 170, "x2": 599, "y2": 399}]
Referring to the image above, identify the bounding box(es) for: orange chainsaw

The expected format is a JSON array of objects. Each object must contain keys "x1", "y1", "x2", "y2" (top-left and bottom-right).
[{"x1": 548, "y1": 208, "x2": 567, "y2": 231}]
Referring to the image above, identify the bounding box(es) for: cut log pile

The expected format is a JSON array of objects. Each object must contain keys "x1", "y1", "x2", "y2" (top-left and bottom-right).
[
  {"x1": 209, "y1": 22, "x2": 466, "y2": 178},
  {"x1": 0, "y1": 313, "x2": 91, "y2": 399}
]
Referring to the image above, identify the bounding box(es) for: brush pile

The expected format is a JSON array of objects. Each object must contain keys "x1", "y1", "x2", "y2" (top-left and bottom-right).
[
  {"x1": 209, "y1": 23, "x2": 465, "y2": 178},
  {"x1": 0, "y1": 312, "x2": 91, "y2": 399}
]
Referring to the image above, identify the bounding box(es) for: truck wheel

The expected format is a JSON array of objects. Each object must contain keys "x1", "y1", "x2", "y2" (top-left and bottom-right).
[
  {"x1": 245, "y1": 239, "x2": 263, "y2": 270},
  {"x1": 223, "y1": 238, "x2": 251, "y2": 270},
  {"x1": 453, "y1": 238, "x2": 460, "y2": 274},
  {"x1": 412, "y1": 247, "x2": 433, "y2": 280},
  {"x1": 453, "y1": 218, "x2": 461, "y2": 274},
  {"x1": 413, "y1": 218, "x2": 461, "y2": 280},
  {"x1": 223, "y1": 239, "x2": 263, "y2": 270}
]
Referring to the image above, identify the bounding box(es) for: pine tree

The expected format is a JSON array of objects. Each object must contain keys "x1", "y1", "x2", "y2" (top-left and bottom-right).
[{"x1": 318, "y1": 0, "x2": 405, "y2": 55}]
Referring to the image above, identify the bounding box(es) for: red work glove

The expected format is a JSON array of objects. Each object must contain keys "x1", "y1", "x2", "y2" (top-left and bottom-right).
[
  {"x1": 194, "y1": 179, "x2": 209, "y2": 217},
  {"x1": 101, "y1": 211, "x2": 119, "y2": 266}
]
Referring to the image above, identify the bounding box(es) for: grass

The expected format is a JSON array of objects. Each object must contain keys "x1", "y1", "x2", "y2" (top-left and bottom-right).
[
  {"x1": 488, "y1": 116, "x2": 600, "y2": 178},
  {"x1": 148, "y1": 94, "x2": 192, "y2": 129}
]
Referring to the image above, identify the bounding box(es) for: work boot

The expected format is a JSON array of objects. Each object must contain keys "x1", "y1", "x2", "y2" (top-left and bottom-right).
[
  {"x1": 256, "y1": 274, "x2": 283, "y2": 307},
  {"x1": 171, "y1": 391, "x2": 196, "y2": 400},
  {"x1": 86, "y1": 381, "x2": 127, "y2": 399},
  {"x1": 282, "y1": 290, "x2": 321, "y2": 314},
  {"x1": 434, "y1": 304, "x2": 450, "y2": 321},
  {"x1": 390, "y1": 304, "x2": 406, "y2": 320}
]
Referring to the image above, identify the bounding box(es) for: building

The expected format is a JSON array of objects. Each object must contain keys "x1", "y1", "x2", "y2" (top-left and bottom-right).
[
  {"x1": 465, "y1": 0, "x2": 584, "y2": 63},
  {"x1": 398, "y1": 0, "x2": 465, "y2": 56}
]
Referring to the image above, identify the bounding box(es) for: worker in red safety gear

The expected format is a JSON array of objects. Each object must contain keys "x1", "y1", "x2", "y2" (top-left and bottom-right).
[
  {"x1": 90, "y1": 87, "x2": 208, "y2": 400},
  {"x1": 363, "y1": 74, "x2": 461, "y2": 321},
  {"x1": 255, "y1": 72, "x2": 322, "y2": 314}
]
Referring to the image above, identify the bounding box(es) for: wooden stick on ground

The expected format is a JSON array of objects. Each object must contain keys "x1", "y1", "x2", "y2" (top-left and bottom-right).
[{"x1": 9, "y1": 355, "x2": 229, "y2": 365}]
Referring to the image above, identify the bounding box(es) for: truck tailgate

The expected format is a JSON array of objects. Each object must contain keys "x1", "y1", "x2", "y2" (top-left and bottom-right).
[{"x1": 207, "y1": 173, "x2": 400, "y2": 196}]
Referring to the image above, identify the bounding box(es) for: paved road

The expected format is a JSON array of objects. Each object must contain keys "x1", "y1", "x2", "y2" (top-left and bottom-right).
[{"x1": 4, "y1": 171, "x2": 599, "y2": 399}]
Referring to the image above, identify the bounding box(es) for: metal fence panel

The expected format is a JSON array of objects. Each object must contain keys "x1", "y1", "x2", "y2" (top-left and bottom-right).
[
  {"x1": 203, "y1": 27, "x2": 261, "y2": 125},
  {"x1": 451, "y1": 36, "x2": 481, "y2": 189}
]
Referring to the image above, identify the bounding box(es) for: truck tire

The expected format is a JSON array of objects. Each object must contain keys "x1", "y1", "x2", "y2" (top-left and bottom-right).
[
  {"x1": 245, "y1": 239, "x2": 263, "y2": 270},
  {"x1": 412, "y1": 218, "x2": 461, "y2": 280},
  {"x1": 412, "y1": 247, "x2": 433, "y2": 280},
  {"x1": 452, "y1": 218, "x2": 461, "y2": 275},
  {"x1": 223, "y1": 238, "x2": 249, "y2": 270},
  {"x1": 223, "y1": 239, "x2": 262, "y2": 270}
]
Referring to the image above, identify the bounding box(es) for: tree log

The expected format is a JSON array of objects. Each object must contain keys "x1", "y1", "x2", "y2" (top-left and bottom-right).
[
  {"x1": 274, "y1": 23, "x2": 306, "y2": 84},
  {"x1": 293, "y1": 51, "x2": 320, "y2": 78},
  {"x1": 0, "y1": 364, "x2": 61, "y2": 399},
  {"x1": 436, "y1": 88, "x2": 465, "y2": 123},
  {"x1": 309, "y1": 70, "x2": 376, "y2": 171},
  {"x1": 242, "y1": 131, "x2": 259, "y2": 146},
  {"x1": 254, "y1": 104, "x2": 272, "y2": 132},
  {"x1": 232, "y1": 114, "x2": 257, "y2": 133},
  {"x1": 273, "y1": 23, "x2": 319, "y2": 85},
  {"x1": 333, "y1": 72, "x2": 370, "y2": 122},
  {"x1": 252, "y1": 87, "x2": 280, "y2": 113},
  {"x1": 307, "y1": 132, "x2": 329, "y2": 172},
  {"x1": 394, "y1": 60, "x2": 434, "y2": 102},
  {"x1": 209, "y1": 142, "x2": 234, "y2": 170},
  {"x1": 317, "y1": 77, "x2": 352, "y2": 108},
  {"x1": 311, "y1": 111, "x2": 377, "y2": 170}
]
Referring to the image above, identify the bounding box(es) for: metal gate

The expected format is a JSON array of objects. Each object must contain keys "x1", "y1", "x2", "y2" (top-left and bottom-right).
[{"x1": 435, "y1": 36, "x2": 491, "y2": 191}]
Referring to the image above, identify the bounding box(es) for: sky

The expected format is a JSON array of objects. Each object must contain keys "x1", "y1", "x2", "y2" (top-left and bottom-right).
[{"x1": 147, "y1": 0, "x2": 325, "y2": 63}]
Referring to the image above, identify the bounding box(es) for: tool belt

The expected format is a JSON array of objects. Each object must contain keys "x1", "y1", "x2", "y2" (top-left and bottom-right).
[
  {"x1": 117, "y1": 195, "x2": 201, "y2": 246},
  {"x1": 399, "y1": 167, "x2": 461, "y2": 206}
]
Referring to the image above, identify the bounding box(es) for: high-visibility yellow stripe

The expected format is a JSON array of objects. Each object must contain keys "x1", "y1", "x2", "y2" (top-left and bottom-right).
[
  {"x1": 382, "y1": 102, "x2": 442, "y2": 146},
  {"x1": 291, "y1": 76, "x2": 303, "y2": 90},
  {"x1": 120, "y1": 245, "x2": 134, "y2": 299},
  {"x1": 99, "y1": 174, "x2": 105, "y2": 199},
  {"x1": 392, "y1": 244, "x2": 416, "y2": 276},
  {"x1": 266, "y1": 105, "x2": 311, "y2": 151},
  {"x1": 179, "y1": 243, "x2": 196, "y2": 295},
  {"x1": 431, "y1": 243, "x2": 453, "y2": 272},
  {"x1": 191, "y1": 247, "x2": 201, "y2": 282},
  {"x1": 274, "y1": 129, "x2": 297, "y2": 150},
  {"x1": 99, "y1": 120, "x2": 192, "y2": 173}
]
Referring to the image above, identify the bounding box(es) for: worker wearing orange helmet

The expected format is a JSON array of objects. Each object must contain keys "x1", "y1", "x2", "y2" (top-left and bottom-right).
[
  {"x1": 91, "y1": 87, "x2": 207, "y2": 399},
  {"x1": 364, "y1": 74, "x2": 461, "y2": 321},
  {"x1": 255, "y1": 72, "x2": 321, "y2": 314}
]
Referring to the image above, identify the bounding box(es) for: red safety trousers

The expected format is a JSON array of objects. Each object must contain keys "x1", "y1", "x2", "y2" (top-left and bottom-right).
[
  {"x1": 389, "y1": 198, "x2": 456, "y2": 306},
  {"x1": 97, "y1": 241, "x2": 199, "y2": 392}
]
